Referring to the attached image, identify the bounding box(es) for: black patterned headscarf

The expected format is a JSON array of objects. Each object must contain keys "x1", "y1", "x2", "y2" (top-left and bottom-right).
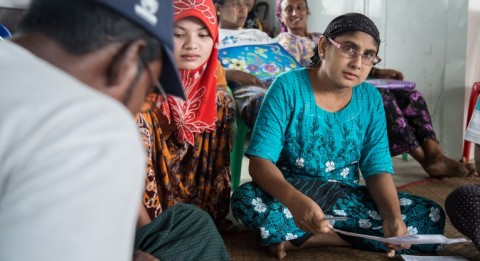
[
  {"x1": 323, "y1": 12, "x2": 380, "y2": 46},
  {"x1": 309, "y1": 12, "x2": 380, "y2": 67}
]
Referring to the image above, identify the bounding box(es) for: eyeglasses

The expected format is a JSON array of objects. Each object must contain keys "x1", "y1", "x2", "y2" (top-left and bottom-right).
[
  {"x1": 328, "y1": 38, "x2": 381, "y2": 66},
  {"x1": 140, "y1": 57, "x2": 167, "y2": 104}
]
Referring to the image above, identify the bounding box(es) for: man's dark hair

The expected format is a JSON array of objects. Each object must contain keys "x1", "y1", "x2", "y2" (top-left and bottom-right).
[{"x1": 16, "y1": 0, "x2": 161, "y2": 62}]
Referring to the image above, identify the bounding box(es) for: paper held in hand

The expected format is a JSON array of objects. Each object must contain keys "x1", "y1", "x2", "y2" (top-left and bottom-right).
[{"x1": 333, "y1": 229, "x2": 470, "y2": 245}]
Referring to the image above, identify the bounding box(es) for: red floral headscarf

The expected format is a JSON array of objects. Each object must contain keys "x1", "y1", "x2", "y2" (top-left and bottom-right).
[{"x1": 161, "y1": 0, "x2": 219, "y2": 145}]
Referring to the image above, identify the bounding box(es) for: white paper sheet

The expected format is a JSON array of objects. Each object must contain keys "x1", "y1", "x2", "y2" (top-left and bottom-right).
[
  {"x1": 333, "y1": 229, "x2": 470, "y2": 245},
  {"x1": 401, "y1": 254, "x2": 469, "y2": 261}
]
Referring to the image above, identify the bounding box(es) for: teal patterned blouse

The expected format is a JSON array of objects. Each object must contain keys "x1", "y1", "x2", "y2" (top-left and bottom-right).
[{"x1": 246, "y1": 68, "x2": 394, "y2": 186}]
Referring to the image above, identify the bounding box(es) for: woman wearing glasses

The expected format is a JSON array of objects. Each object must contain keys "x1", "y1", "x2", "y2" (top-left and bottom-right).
[
  {"x1": 275, "y1": 0, "x2": 475, "y2": 178},
  {"x1": 136, "y1": 0, "x2": 236, "y2": 235},
  {"x1": 231, "y1": 13, "x2": 445, "y2": 259}
]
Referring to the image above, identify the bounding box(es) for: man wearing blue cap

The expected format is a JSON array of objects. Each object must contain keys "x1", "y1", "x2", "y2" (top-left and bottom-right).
[
  {"x1": 0, "y1": 23, "x2": 12, "y2": 41},
  {"x1": 0, "y1": 0, "x2": 228, "y2": 260}
]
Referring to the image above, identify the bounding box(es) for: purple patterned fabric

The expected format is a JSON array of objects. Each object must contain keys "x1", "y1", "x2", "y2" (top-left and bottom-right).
[
  {"x1": 378, "y1": 88, "x2": 437, "y2": 156},
  {"x1": 366, "y1": 79, "x2": 416, "y2": 90}
]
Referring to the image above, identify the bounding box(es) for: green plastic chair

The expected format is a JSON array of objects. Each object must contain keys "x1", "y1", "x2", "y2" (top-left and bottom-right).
[
  {"x1": 226, "y1": 86, "x2": 249, "y2": 190},
  {"x1": 230, "y1": 113, "x2": 249, "y2": 189}
]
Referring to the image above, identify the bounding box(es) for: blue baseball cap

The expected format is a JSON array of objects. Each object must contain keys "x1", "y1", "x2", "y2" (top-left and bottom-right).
[
  {"x1": 95, "y1": 0, "x2": 185, "y2": 100},
  {"x1": 0, "y1": 23, "x2": 12, "y2": 41}
]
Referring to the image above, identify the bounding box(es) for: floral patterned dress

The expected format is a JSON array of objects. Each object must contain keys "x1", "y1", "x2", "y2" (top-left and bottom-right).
[
  {"x1": 231, "y1": 69, "x2": 445, "y2": 254},
  {"x1": 275, "y1": 32, "x2": 322, "y2": 67},
  {"x1": 276, "y1": 31, "x2": 439, "y2": 156},
  {"x1": 137, "y1": 87, "x2": 235, "y2": 222}
]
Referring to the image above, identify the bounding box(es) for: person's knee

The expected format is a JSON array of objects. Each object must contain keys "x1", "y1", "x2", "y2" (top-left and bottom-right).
[
  {"x1": 446, "y1": 184, "x2": 480, "y2": 215},
  {"x1": 168, "y1": 204, "x2": 219, "y2": 231},
  {"x1": 445, "y1": 184, "x2": 480, "y2": 251},
  {"x1": 231, "y1": 182, "x2": 255, "y2": 203},
  {"x1": 171, "y1": 203, "x2": 208, "y2": 216}
]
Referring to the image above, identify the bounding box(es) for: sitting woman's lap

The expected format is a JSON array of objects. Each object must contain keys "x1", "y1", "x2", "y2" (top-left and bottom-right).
[{"x1": 231, "y1": 177, "x2": 445, "y2": 254}]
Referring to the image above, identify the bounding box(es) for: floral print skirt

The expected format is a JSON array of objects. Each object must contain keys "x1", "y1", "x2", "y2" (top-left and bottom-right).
[
  {"x1": 231, "y1": 177, "x2": 445, "y2": 254},
  {"x1": 379, "y1": 88, "x2": 438, "y2": 156}
]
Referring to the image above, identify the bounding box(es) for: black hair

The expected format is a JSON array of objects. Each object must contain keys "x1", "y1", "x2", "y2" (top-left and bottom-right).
[
  {"x1": 308, "y1": 43, "x2": 321, "y2": 67},
  {"x1": 323, "y1": 13, "x2": 380, "y2": 46},
  {"x1": 16, "y1": 0, "x2": 161, "y2": 63},
  {"x1": 309, "y1": 13, "x2": 381, "y2": 68},
  {"x1": 309, "y1": 40, "x2": 335, "y2": 68}
]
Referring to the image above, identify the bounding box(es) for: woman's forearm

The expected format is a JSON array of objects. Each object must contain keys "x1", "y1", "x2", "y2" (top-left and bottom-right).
[{"x1": 365, "y1": 173, "x2": 402, "y2": 221}]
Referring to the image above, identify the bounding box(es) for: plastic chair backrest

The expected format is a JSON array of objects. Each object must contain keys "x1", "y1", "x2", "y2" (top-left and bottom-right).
[
  {"x1": 255, "y1": 2, "x2": 269, "y2": 22},
  {"x1": 230, "y1": 111, "x2": 249, "y2": 189},
  {"x1": 462, "y1": 82, "x2": 480, "y2": 160}
]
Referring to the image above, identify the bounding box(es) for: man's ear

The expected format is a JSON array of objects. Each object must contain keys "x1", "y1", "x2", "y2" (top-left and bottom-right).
[{"x1": 106, "y1": 40, "x2": 146, "y2": 94}]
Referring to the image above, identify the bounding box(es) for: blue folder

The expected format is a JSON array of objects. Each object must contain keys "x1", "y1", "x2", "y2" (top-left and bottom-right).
[{"x1": 219, "y1": 43, "x2": 302, "y2": 85}]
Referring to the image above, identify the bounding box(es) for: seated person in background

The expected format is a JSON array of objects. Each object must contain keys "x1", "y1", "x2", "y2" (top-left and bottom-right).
[
  {"x1": 135, "y1": 0, "x2": 236, "y2": 236},
  {"x1": 275, "y1": 0, "x2": 475, "y2": 178},
  {"x1": 216, "y1": 0, "x2": 272, "y2": 46},
  {"x1": 445, "y1": 104, "x2": 480, "y2": 252},
  {"x1": 216, "y1": 0, "x2": 296, "y2": 129},
  {"x1": 244, "y1": 0, "x2": 272, "y2": 36},
  {"x1": 274, "y1": 0, "x2": 320, "y2": 67},
  {"x1": 231, "y1": 13, "x2": 445, "y2": 259},
  {"x1": 215, "y1": 0, "x2": 298, "y2": 129}
]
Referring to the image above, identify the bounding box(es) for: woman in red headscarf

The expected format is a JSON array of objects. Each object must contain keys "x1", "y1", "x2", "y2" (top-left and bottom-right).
[{"x1": 136, "y1": 0, "x2": 235, "y2": 232}]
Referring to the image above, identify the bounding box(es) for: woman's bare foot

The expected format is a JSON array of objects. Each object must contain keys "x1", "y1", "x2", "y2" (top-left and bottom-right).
[
  {"x1": 461, "y1": 157, "x2": 478, "y2": 176},
  {"x1": 425, "y1": 155, "x2": 470, "y2": 178},
  {"x1": 269, "y1": 241, "x2": 295, "y2": 259},
  {"x1": 268, "y1": 233, "x2": 349, "y2": 259},
  {"x1": 215, "y1": 219, "x2": 239, "y2": 236}
]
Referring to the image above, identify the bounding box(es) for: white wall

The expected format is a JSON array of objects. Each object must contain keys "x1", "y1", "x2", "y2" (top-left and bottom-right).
[
  {"x1": 0, "y1": 0, "x2": 29, "y2": 8},
  {"x1": 302, "y1": 0, "x2": 472, "y2": 158},
  {"x1": 466, "y1": 1, "x2": 480, "y2": 105}
]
